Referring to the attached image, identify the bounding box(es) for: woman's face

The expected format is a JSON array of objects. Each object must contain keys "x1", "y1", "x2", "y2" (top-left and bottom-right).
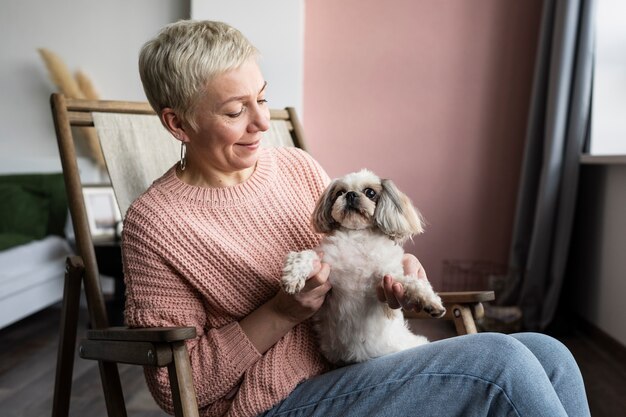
[{"x1": 182, "y1": 59, "x2": 270, "y2": 183}]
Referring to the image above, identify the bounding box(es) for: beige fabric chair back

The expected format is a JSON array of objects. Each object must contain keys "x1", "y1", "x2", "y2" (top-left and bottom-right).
[
  {"x1": 93, "y1": 113, "x2": 177, "y2": 217},
  {"x1": 93, "y1": 110, "x2": 305, "y2": 218}
]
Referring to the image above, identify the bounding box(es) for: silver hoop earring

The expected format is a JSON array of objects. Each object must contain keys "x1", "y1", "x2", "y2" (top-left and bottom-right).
[{"x1": 180, "y1": 142, "x2": 187, "y2": 171}]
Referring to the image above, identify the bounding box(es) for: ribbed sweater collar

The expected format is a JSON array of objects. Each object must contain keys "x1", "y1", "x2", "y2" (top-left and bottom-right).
[{"x1": 156, "y1": 148, "x2": 276, "y2": 207}]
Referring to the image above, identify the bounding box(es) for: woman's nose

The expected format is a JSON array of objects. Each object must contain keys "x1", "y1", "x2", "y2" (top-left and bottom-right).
[{"x1": 249, "y1": 104, "x2": 270, "y2": 132}]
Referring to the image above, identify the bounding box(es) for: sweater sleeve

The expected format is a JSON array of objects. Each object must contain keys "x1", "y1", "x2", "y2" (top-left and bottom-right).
[{"x1": 122, "y1": 202, "x2": 262, "y2": 413}]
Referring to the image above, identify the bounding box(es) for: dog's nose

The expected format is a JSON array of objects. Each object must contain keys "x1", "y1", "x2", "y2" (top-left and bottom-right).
[{"x1": 346, "y1": 191, "x2": 358, "y2": 206}]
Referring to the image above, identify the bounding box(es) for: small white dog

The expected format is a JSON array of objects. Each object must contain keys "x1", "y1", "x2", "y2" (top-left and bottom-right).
[{"x1": 281, "y1": 169, "x2": 446, "y2": 364}]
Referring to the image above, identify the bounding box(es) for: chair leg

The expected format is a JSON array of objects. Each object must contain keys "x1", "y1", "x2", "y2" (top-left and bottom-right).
[
  {"x1": 52, "y1": 257, "x2": 84, "y2": 417},
  {"x1": 452, "y1": 304, "x2": 478, "y2": 335},
  {"x1": 167, "y1": 341, "x2": 200, "y2": 417},
  {"x1": 98, "y1": 361, "x2": 128, "y2": 417}
]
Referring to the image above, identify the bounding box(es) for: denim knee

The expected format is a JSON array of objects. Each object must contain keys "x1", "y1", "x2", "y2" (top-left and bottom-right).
[
  {"x1": 433, "y1": 333, "x2": 556, "y2": 391},
  {"x1": 440, "y1": 333, "x2": 540, "y2": 373},
  {"x1": 510, "y1": 332, "x2": 578, "y2": 376},
  {"x1": 510, "y1": 332, "x2": 589, "y2": 416}
]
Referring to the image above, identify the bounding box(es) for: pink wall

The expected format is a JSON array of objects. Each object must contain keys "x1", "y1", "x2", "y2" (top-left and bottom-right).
[{"x1": 303, "y1": 0, "x2": 542, "y2": 287}]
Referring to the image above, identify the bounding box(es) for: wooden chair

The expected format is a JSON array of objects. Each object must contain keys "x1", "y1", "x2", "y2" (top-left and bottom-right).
[{"x1": 49, "y1": 93, "x2": 494, "y2": 417}]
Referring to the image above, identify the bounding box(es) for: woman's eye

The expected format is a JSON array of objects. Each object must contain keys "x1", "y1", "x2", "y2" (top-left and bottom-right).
[
  {"x1": 227, "y1": 107, "x2": 245, "y2": 118},
  {"x1": 364, "y1": 188, "x2": 377, "y2": 199},
  {"x1": 257, "y1": 99, "x2": 268, "y2": 105}
]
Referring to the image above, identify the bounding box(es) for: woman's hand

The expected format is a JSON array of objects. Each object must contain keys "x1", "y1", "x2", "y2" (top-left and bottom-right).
[
  {"x1": 376, "y1": 254, "x2": 427, "y2": 311},
  {"x1": 240, "y1": 254, "x2": 331, "y2": 354},
  {"x1": 270, "y1": 254, "x2": 332, "y2": 324}
]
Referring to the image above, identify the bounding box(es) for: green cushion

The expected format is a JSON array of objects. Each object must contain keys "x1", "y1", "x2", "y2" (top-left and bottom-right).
[
  {"x1": 0, "y1": 232, "x2": 37, "y2": 251},
  {"x1": 0, "y1": 173, "x2": 67, "y2": 237},
  {"x1": 0, "y1": 183, "x2": 50, "y2": 241}
]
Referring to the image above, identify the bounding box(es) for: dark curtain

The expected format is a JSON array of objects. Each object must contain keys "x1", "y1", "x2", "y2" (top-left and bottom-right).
[{"x1": 503, "y1": 0, "x2": 595, "y2": 331}]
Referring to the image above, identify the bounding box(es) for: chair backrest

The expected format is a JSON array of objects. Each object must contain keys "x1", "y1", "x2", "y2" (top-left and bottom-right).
[{"x1": 50, "y1": 93, "x2": 307, "y2": 328}]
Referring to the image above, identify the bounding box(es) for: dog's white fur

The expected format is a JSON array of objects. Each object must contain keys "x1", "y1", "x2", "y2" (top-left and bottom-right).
[{"x1": 281, "y1": 169, "x2": 446, "y2": 364}]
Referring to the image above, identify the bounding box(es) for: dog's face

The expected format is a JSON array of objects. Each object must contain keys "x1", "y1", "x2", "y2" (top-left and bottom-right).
[{"x1": 312, "y1": 169, "x2": 424, "y2": 243}]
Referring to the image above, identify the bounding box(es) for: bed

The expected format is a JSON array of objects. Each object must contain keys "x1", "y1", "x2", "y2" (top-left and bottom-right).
[
  {"x1": 0, "y1": 235, "x2": 72, "y2": 328},
  {"x1": 0, "y1": 157, "x2": 86, "y2": 329}
]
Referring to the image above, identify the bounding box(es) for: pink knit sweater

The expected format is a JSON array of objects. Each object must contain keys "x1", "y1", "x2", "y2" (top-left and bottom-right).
[{"x1": 122, "y1": 147, "x2": 332, "y2": 417}]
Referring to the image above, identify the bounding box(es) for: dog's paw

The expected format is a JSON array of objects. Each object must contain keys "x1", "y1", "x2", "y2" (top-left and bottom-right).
[
  {"x1": 403, "y1": 279, "x2": 446, "y2": 318},
  {"x1": 422, "y1": 296, "x2": 446, "y2": 318},
  {"x1": 281, "y1": 250, "x2": 318, "y2": 294}
]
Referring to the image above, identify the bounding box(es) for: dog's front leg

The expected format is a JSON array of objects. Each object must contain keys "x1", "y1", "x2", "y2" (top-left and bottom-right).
[
  {"x1": 392, "y1": 274, "x2": 446, "y2": 318},
  {"x1": 281, "y1": 250, "x2": 318, "y2": 294}
]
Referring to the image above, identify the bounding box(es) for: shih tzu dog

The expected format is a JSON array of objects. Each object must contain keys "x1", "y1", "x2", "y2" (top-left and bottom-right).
[{"x1": 281, "y1": 169, "x2": 446, "y2": 364}]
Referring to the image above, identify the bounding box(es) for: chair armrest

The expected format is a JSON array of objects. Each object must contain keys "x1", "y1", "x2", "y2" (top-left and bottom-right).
[
  {"x1": 439, "y1": 291, "x2": 495, "y2": 304},
  {"x1": 86, "y1": 326, "x2": 196, "y2": 342},
  {"x1": 79, "y1": 326, "x2": 196, "y2": 367}
]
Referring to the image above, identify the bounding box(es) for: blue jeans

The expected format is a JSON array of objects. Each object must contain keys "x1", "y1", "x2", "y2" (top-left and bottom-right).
[{"x1": 260, "y1": 333, "x2": 590, "y2": 417}]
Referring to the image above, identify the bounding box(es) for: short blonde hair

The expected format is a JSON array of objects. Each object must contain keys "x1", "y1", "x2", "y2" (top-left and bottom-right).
[{"x1": 139, "y1": 20, "x2": 258, "y2": 129}]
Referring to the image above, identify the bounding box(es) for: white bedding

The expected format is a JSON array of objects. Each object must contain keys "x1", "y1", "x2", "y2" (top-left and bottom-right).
[{"x1": 0, "y1": 236, "x2": 73, "y2": 329}]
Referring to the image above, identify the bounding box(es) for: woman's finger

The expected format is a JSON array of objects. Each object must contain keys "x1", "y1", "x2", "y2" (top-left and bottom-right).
[
  {"x1": 391, "y1": 282, "x2": 405, "y2": 309},
  {"x1": 303, "y1": 263, "x2": 330, "y2": 291},
  {"x1": 402, "y1": 254, "x2": 419, "y2": 278},
  {"x1": 376, "y1": 284, "x2": 386, "y2": 302},
  {"x1": 384, "y1": 276, "x2": 401, "y2": 309},
  {"x1": 416, "y1": 262, "x2": 428, "y2": 281},
  {"x1": 402, "y1": 254, "x2": 429, "y2": 281},
  {"x1": 308, "y1": 257, "x2": 322, "y2": 278}
]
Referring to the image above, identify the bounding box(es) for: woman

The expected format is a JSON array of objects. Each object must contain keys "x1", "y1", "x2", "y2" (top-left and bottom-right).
[{"x1": 124, "y1": 20, "x2": 590, "y2": 417}]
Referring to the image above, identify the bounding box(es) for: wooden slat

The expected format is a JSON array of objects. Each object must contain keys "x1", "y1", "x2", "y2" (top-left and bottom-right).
[
  {"x1": 452, "y1": 304, "x2": 478, "y2": 334},
  {"x1": 67, "y1": 111, "x2": 95, "y2": 126},
  {"x1": 87, "y1": 326, "x2": 196, "y2": 343},
  {"x1": 286, "y1": 107, "x2": 306, "y2": 150},
  {"x1": 51, "y1": 256, "x2": 84, "y2": 417},
  {"x1": 67, "y1": 98, "x2": 290, "y2": 120},
  {"x1": 65, "y1": 98, "x2": 155, "y2": 114},
  {"x1": 52, "y1": 94, "x2": 110, "y2": 329},
  {"x1": 80, "y1": 340, "x2": 173, "y2": 367},
  {"x1": 269, "y1": 109, "x2": 290, "y2": 120},
  {"x1": 168, "y1": 342, "x2": 200, "y2": 417},
  {"x1": 439, "y1": 291, "x2": 494, "y2": 304},
  {"x1": 66, "y1": 99, "x2": 294, "y2": 131}
]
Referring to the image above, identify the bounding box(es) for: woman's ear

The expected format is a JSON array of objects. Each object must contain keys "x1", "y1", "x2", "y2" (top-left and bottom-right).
[
  {"x1": 311, "y1": 180, "x2": 341, "y2": 234},
  {"x1": 160, "y1": 108, "x2": 189, "y2": 143},
  {"x1": 374, "y1": 179, "x2": 424, "y2": 243}
]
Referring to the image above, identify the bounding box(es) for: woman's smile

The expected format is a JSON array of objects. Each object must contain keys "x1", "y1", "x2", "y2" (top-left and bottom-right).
[{"x1": 235, "y1": 139, "x2": 261, "y2": 151}]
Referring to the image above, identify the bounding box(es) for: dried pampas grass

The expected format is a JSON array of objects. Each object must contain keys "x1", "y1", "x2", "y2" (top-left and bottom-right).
[
  {"x1": 38, "y1": 48, "x2": 105, "y2": 167},
  {"x1": 75, "y1": 70, "x2": 99, "y2": 100},
  {"x1": 38, "y1": 48, "x2": 85, "y2": 99}
]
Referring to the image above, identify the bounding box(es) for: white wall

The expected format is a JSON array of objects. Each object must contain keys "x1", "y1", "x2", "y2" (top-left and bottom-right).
[
  {"x1": 191, "y1": 0, "x2": 304, "y2": 115},
  {"x1": 0, "y1": 0, "x2": 188, "y2": 173},
  {"x1": 570, "y1": 164, "x2": 626, "y2": 346}
]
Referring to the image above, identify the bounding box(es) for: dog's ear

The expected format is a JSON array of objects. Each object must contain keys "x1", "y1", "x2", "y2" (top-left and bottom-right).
[
  {"x1": 311, "y1": 180, "x2": 341, "y2": 234},
  {"x1": 374, "y1": 179, "x2": 424, "y2": 242}
]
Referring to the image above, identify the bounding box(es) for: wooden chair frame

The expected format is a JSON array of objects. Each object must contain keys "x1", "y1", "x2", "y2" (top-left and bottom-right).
[{"x1": 49, "y1": 93, "x2": 494, "y2": 417}]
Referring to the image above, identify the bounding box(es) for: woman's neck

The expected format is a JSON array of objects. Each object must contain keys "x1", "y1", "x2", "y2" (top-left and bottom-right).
[{"x1": 176, "y1": 163, "x2": 256, "y2": 188}]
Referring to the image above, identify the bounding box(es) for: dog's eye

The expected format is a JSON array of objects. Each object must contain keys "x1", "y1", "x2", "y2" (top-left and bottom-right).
[
  {"x1": 364, "y1": 188, "x2": 377, "y2": 200},
  {"x1": 335, "y1": 190, "x2": 345, "y2": 198}
]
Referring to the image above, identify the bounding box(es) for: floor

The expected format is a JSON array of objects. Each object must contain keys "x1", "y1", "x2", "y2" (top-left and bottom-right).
[
  {"x1": 1, "y1": 305, "x2": 624, "y2": 416},
  {"x1": 0, "y1": 306, "x2": 166, "y2": 417}
]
